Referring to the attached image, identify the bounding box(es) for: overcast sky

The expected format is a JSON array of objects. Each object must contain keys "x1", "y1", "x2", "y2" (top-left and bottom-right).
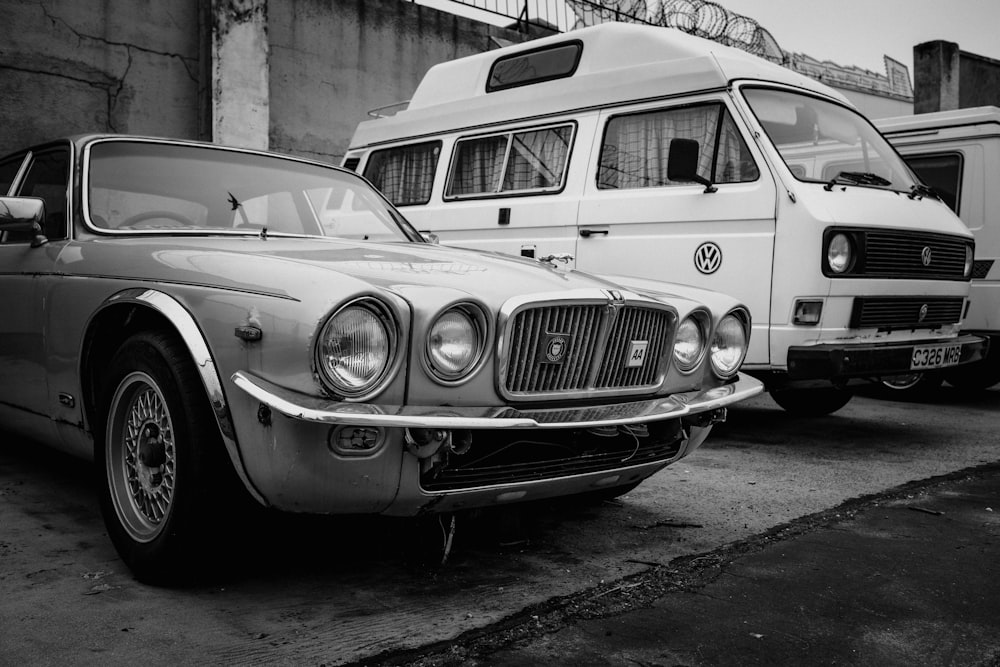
[
  {"x1": 416, "y1": 0, "x2": 1000, "y2": 78},
  {"x1": 718, "y1": 0, "x2": 1000, "y2": 74}
]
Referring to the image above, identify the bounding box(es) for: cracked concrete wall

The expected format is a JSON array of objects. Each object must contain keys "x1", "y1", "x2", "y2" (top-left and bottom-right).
[
  {"x1": 0, "y1": 0, "x2": 205, "y2": 157},
  {"x1": 267, "y1": 0, "x2": 530, "y2": 163},
  {"x1": 0, "y1": 0, "x2": 530, "y2": 162}
]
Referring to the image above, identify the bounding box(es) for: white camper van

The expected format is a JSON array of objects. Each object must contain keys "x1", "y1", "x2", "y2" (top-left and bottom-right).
[
  {"x1": 877, "y1": 106, "x2": 1000, "y2": 391},
  {"x1": 344, "y1": 23, "x2": 985, "y2": 415}
]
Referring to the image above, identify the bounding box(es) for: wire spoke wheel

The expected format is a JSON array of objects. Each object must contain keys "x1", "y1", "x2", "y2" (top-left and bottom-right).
[{"x1": 107, "y1": 371, "x2": 177, "y2": 542}]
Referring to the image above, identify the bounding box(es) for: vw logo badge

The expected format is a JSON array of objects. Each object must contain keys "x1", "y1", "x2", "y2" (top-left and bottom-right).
[
  {"x1": 918, "y1": 304, "x2": 929, "y2": 322},
  {"x1": 545, "y1": 335, "x2": 568, "y2": 363},
  {"x1": 921, "y1": 246, "x2": 933, "y2": 266},
  {"x1": 694, "y1": 242, "x2": 722, "y2": 275}
]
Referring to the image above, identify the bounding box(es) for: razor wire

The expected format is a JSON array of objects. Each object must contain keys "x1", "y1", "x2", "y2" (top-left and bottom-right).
[{"x1": 565, "y1": 0, "x2": 786, "y2": 62}]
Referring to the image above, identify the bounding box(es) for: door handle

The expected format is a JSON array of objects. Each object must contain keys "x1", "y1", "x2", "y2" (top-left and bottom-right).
[{"x1": 579, "y1": 228, "x2": 609, "y2": 238}]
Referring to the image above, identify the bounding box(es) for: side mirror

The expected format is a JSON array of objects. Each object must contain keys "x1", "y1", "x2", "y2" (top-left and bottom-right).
[
  {"x1": 420, "y1": 230, "x2": 439, "y2": 244},
  {"x1": 667, "y1": 138, "x2": 717, "y2": 193},
  {"x1": 0, "y1": 196, "x2": 49, "y2": 246}
]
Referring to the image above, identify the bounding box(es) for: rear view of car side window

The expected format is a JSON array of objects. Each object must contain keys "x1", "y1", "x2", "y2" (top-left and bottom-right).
[
  {"x1": 446, "y1": 123, "x2": 575, "y2": 198},
  {"x1": 598, "y1": 103, "x2": 759, "y2": 189},
  {"x1": 3, "y1": 147, "x2": 70, "y2": 243},
  {"x1": 363, "y1": 141, "x2": 441, "y2": 207}
]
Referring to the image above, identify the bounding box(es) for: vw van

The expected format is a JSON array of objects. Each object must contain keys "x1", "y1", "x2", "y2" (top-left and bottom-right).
[
  {"x1": 877, "y1": 106, "x2": 1000, "y2": 391},
  {"x1": 344, "y1": 23, "x2": 985, "y2": 415}
]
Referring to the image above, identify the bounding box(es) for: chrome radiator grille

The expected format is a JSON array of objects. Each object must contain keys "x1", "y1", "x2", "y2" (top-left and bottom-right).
[
  {"x1": 850, "y1": 296, "x2": 965, "y2": 330},
  {"x1": 864, "y1": 231, "x2": 969, "y2": 279},
  {"x1": 501, "y1": 302, "x2": 673, "y2": 399}
]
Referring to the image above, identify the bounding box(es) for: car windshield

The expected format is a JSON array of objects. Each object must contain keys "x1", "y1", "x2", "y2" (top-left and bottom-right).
[
  {"x1": 86, "y1": 140, "x2": 418, "y2": 241},
  {"x1": 742, "y1": 88, "x2": 917, "y2": 193}
]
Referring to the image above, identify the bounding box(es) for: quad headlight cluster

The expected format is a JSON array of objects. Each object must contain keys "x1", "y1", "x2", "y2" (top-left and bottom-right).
[
  {"x1": 673, "y1": 309, "x2": 749, "y2": 379},
  {"x1": 316, "y1": 299, "x2": 489, "y2": 399}
]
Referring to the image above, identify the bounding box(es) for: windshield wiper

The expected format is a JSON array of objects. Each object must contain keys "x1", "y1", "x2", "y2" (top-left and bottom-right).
[
  {"x1": 908, "y1": 183, "x2": 941, "y2": 201},
  {"x1": 824, "y1": 171, "x2": 892, "y2": 190}
]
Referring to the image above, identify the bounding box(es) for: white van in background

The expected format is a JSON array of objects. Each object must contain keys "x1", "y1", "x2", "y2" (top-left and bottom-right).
[
  {"x1": 344, "y1": 23, "x2": 985, "y2": 415},
  {"x1": 877, "y1": 106, "x2": 1000, "y2": 390}
]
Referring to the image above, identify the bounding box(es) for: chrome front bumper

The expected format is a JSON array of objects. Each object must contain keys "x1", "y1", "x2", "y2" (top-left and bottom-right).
[{"x1": 231, "y1": 371, "x2": 764, "y2": 430}]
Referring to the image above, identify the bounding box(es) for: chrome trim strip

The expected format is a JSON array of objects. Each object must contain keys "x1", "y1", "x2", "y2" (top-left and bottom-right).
[
  {"x1": 232, "y1": 370, "x2": 763, "y2": 429},
  {"x1": 104, "y1": 288, "x2": 265, "y2": 504}
]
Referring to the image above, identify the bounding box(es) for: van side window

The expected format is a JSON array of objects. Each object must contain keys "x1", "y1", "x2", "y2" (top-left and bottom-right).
[
  {"x1": 598, "y1": 104, "x2": 759, "y2": 189},
  {"x1": 902, "y1": 153, "x2": 963, "y2": 214},
  {"x1": 447, "y1": 124, "x2": 574, "y2": 198},
  {"x1": 363, "y1": 141, "x2": 441, "y2": 207}
]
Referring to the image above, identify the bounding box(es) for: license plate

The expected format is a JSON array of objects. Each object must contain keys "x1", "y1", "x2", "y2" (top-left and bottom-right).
[{"x1": 910, "y1": 343, "x2": 962, "y2": 370}]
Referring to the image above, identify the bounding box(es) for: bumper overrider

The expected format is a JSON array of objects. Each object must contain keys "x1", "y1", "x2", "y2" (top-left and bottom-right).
[
  {"x1": 230, "y1": 371, "x2": 763, "y2": 514},
  {"x1": 786, "y1": 334, "x2": 988, "y2": 381}
]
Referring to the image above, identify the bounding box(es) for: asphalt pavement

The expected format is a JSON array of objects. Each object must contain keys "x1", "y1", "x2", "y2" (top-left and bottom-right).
[{"x1": 370, "y1": 462, "x2": 1000, "y2": 667}]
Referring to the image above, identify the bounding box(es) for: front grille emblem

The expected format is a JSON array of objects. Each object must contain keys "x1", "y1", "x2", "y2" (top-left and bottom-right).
[
  {"x1": 921, "y1": 246, "x2": 933, "y2": 266},
  {"x1": 918, "y1": 304, "x2": 929, "y2": 322},
  {"x1": 543, "y1": 334, "x2": 569, "y2": 363}
]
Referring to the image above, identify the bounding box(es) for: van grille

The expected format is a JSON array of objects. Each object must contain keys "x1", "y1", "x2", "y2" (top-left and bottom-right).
[
  {"x1": 502, "y1": 303, "x2": 672, "y2": 398},
  {"x1": 850, "y1": 297, "x2": 965, "y2": 330},
  {"x1": 864, "y1": 231, "x2": 969, "y2": 279}
]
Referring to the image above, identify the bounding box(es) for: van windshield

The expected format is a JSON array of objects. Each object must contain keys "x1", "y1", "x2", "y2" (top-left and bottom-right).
[{"x1": 743, "y1": 88, "x2": 917, "y2": 193}]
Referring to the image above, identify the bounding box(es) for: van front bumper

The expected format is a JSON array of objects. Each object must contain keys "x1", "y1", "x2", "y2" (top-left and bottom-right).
[{"x1": 786, "y1": 334, "x2": 988, "y2": 380}]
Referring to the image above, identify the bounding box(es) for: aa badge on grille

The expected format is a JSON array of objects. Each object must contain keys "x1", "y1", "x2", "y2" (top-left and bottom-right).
[{"x1": 627, "y1": 340, "x2": 649, "y2": 368}]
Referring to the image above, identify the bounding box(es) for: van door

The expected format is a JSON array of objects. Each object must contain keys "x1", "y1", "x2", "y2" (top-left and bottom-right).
[
  {"x1": 369, "y1": 120, "x2": 588, "y2": 263},
  {"x1": 575, "y1": 98, "x2": 778, "y2": 364}
]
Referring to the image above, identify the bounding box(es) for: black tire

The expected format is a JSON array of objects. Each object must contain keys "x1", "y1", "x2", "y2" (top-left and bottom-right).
[
  {"x1": 876, "y1": 371, "x2": 944, "y2": 400},
  {"x1": 97, "y1": 331, "x2": 233, "y2": 585},
  {"x1": 944, "y1": 356, "x2": 1000, "y2": 391},
  {"x1": 769, "y1": 387, "x2": 853, "y2": 416}
]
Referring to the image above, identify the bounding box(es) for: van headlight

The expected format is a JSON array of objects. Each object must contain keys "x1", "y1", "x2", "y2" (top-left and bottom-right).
[
  {"x1": 316, "y1": 298, "x2": 397, "y2": 398},
  {"x1": 827, "y1": 232, "x2": 853, "y2": 274},
  {"x1": 673, "y1": 314, "x2": 707, "y2": 373},
  {"x1": 425, "y1": 304, "x2": 487, "y2": 383},
  {"x1": 711, "y1": 312, "x2": 749, "y2": 378}
]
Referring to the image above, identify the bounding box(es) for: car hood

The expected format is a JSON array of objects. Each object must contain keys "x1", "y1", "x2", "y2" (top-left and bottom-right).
[{"x1": 66, "y1": 236, "x2": 640, "y2": 305}]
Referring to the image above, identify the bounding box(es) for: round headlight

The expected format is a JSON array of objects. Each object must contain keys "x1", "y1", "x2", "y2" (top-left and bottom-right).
[
  {"x1": 711, "y1": 313, "x2": 748, "y2": 378},
  {"x1": 673, "y1": 315, "x2": 705, "y2": 372},
  {"x1": 317, "y1": 300, "x2": 395, "y2": 397},
  {"x1": 827, "y1": 233, "x2": 853, "y2": 274},
  {"x1": 965, "y1": 245, "x2": 974, "y2": 278},
  {"x1": 427, "y1": 308, "x2": 482, "y2": 381}
]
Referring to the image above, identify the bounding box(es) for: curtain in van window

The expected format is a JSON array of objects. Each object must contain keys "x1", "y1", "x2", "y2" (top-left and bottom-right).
[
  {"x1": 503, "y1": 126, "x2": 571, "y2": 191},
  {"x1": 599, "y1": 105, "x2": 719, "y2": 189},
  {"x1": 450, "y1": 135, "x2": 507, "y2": 195},
  {"x1": 364, "y1": 142, "x2": 439, "y2": 206}
]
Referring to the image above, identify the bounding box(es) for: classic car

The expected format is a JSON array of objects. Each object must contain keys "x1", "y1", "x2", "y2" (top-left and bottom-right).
[{"x1": 0, "y1": 135, "x2": 762, "y2": 583}]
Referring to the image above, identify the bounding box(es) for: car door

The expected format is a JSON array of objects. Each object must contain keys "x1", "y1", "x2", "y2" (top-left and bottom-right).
[
  {"x1": 0, "y1": 146, "x2": 70, "y2": 416},
  {"x1": 575, "y1": 97, "x2": 778, "y2": 364}
]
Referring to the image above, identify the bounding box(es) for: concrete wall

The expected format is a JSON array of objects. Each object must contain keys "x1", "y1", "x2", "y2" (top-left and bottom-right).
[
  {"x1": 0, "y1": 0, "x2": 527, "y2": 163},
  {"x1": 267, "y1": 0, "x2": 528, "y2": 163},
  {"x1": 0, "y1": 0, "x2": 207, "y2": 158},
  {"x1": 914, "y1": 40, "x2": 1000, "y2": 114}
]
